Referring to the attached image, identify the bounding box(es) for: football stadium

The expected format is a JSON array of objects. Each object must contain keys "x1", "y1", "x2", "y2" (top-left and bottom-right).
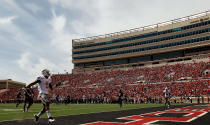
[{"x1": 0, "y1": 10, "x2": 210, "y2": 125}]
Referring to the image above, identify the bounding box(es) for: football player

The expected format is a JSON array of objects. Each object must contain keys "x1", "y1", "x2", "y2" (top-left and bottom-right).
[
  {"x1": 163, "y1": 86, "x2": 171, "y2": 108},
  {"x1": 27, "y1": 69, "x2": 55, "y2": 123},
  {"x1": 23, "y1": 87, "x2": 34, "y2": 112},
  {"x1": 16, "y1": 90, "x2": 22, "y2": 107}
]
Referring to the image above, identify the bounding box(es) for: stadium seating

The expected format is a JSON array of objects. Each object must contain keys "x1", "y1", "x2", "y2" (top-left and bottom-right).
[
  {"x1": 0, "y1": 61, "x2": 209, "y2": 103},
  {"x1": 49, "y1": 61, "x2": 210, "y2": 103}
]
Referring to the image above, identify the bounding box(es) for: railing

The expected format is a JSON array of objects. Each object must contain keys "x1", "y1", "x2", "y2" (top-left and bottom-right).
[{"x1": 73, "y1": 10, "x2": 210, "y2": 43}]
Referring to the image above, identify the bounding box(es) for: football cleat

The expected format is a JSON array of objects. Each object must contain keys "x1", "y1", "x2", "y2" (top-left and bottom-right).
[
  {"x1": 34, "y1": 114, "x2": 39, "y2": 123},
  {"x1": 48, "y1": 117, "x2": 55, "y2": 123}
]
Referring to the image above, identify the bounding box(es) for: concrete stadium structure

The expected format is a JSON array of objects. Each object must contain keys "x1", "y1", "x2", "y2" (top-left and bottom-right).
[
  {"x1": 0, "y1": 79, "x2": 25, "y2": 89},
  {"x1": 72, "y1": 10, "x2": 210, "y2": 73}
]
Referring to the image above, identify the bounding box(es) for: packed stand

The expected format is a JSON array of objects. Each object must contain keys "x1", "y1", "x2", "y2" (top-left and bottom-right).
[{"x1": 0, "y1": 61, "x2": 209, "y2": 103}]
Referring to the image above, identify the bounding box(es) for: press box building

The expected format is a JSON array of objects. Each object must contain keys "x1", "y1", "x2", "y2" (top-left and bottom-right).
[{"x1": 72, "y1": 11, "x2": 210, "y2": 73}]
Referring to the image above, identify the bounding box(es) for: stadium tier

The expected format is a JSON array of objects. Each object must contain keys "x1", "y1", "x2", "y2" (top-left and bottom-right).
[
  {"x1": 50, "y1": 61, "x2": 210, "y2": 103},
  {"x1": 0, "y1": 79, "x2": 25, "y2": 89},
  {"x1": 72, "y1": 10, "x2": 210, "y2": 73},
  {"x1": 1, "y1": 61, "x2": 209, "y2": 103}
]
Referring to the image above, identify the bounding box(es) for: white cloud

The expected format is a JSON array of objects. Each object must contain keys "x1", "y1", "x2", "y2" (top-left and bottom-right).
[
  {"x1": 47, "y1": 10, "x2": 74, "y2": 73},
  {"x1": 49, "y1": 10, "x2": 73, "y2": 53},
  {"x1": 0, "y1": 16, "x2": 33, "y2": 47},
  {"x1": 17, "y1": 52, "x2": 31, "y2": 71},
  {"x1": 16, "y1": 52, "x2": 60, "y2": 82},
  {"x1": 48, "y1": 0, "x2": 210, "y2": 36},
  {"x1": 0, "y1": 16, "x2": 17, "y2": 24},
  {"x1": 48, "y1": 0, "x2": 142, "y2": 34},
  {"x1": 51, "y1": 10, "x2": 66, "y2": 33}
]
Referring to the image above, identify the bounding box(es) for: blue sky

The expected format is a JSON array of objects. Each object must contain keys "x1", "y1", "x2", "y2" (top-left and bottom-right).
[{"x1": 0, "y1": 0, "x2": 210, "y2": 84}]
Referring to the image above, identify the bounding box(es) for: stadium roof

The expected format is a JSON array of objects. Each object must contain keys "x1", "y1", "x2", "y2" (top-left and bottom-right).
[{"x1": 73, "y1": 10, "x2": 210, "y2": 43}]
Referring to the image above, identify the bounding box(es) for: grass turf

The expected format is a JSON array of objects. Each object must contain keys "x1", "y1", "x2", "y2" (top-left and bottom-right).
[{"x1": 0, "y1": 103, "x2": 183, "y2": 122}]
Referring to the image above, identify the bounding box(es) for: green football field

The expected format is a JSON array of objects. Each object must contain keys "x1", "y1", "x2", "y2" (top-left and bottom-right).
[{"x1": 0, "y1": 103, "x2": 183, "y2": 122}]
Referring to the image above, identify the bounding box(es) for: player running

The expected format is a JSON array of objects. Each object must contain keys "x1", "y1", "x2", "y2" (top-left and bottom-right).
[
  {"x1": 16, "y1": 90, "x2": 22, "y2": 107},
  {"x1": 27, "y1": 69, "x2": 55, "y2": 123},
  {"x1": 163, "y1": 86, "x2": 171, "y2": 109},
  {"x1": 23, "y1": 87, "x2": 34, "y2": 112}
]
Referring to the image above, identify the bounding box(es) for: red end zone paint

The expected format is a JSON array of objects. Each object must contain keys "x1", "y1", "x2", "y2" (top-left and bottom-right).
[{"x1": 83, "y1": 104, "x2": 210, "y2": 125}]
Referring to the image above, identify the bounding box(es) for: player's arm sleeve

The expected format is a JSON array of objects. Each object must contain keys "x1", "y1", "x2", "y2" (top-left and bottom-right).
[
  {"x1": 49, "y1": 78, "x2": 53, "y2": 90},
  {"x1": 49, "y1": 83, "x2": 53, "y2": 90},
  {"x1": 27, "y1": 77, "x2": 41, "y2": 88}
]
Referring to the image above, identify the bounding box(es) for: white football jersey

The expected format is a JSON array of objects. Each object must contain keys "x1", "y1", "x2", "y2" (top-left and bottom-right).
[{"x1": 37, "y1": 76, "x2": 52, "y2": 94}]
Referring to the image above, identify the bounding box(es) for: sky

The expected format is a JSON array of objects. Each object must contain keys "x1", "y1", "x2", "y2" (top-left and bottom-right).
[{"x1": 0, "y1": 0, "x2": 210, "y2": 84}]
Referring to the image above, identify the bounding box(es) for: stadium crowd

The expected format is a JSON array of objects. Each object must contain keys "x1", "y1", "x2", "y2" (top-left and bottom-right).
[{"x1": 0, "y1": 61, "x2": 209, "y2": 104}]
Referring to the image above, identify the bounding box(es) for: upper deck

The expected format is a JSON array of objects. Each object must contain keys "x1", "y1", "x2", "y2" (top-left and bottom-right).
[{"x1": 72, "y1": 10, "x2": 210, "y2": 47}]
